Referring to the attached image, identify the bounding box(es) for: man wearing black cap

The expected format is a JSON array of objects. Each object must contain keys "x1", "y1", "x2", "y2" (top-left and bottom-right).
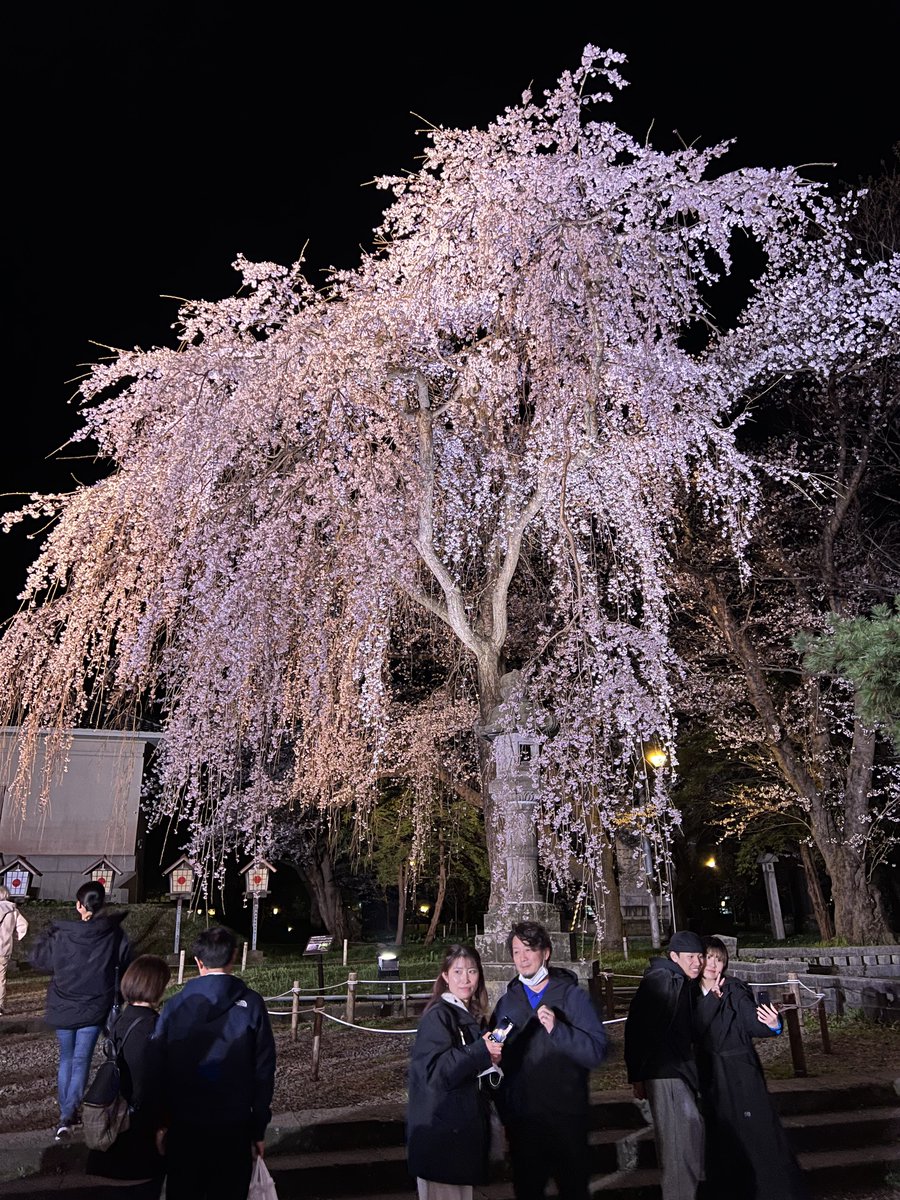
[{"x1": 624, "y1": 930, "x2": 705, "y2": 1200}]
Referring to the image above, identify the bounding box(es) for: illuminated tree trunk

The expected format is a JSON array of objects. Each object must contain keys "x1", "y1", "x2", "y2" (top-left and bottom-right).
[
  {"x1": 424, "y1": 849, "x2": 447, "y2": 947},
  {"x1": 799, "y1": 840, "x2": 834, "y2": 941}
]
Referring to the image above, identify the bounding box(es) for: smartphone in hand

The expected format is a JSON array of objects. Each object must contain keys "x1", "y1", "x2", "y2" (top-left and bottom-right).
[
  {"x1": 758, "y1": 990, "x2": 771, "y2": 1007},
  {"x1": 489, "y1": 1018, "x2": 515, "y2": 1044}
]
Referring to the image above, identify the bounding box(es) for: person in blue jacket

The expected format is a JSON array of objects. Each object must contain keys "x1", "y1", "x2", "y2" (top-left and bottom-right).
[
  {"x1": 490, "y1": 921, "x2": 608, "y2": 1200},
  {"x1": 150, "y1": 925, "x2": 275, "y2": 1200}
]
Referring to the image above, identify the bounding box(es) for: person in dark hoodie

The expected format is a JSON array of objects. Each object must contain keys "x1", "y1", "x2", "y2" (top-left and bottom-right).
[
  {"x1": 489, "y1": 921, "x2": 608, "y2": 1200},
  {"x1": 150, "y1": 924, "x2": 275, "y2": 1200},
  {"x1": 624, "y1": 930, "x2": 705, "y2": 1200},
  {"x1": 29, "y1": 880, "x2": 131, "y2": 1141}
]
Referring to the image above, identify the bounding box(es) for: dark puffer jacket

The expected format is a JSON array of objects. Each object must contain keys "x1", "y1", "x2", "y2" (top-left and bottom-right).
[
  {"x1": 623, "y1": 955, "x2": 698, "y2": 1088},
  {"x1": 406, "y1": 998, "x2": 493, "y2": 1185},
  {"x1": 150, "y1": 972, "x2": 276, "y2": 1141},
  {"x1": 490, "y1": 968, "x2": 608, "y2": 1125},
  {"x1": 30, "y1": 910, "x2": 131, "y2": 1029}
]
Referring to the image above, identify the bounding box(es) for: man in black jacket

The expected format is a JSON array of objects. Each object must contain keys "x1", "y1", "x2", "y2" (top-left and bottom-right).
[
  {"x1": 490, "y1": 921, "x2": 607, "y2": 1200},
  {"x1": 624, "y1": 930, "x2": 705, "y2": 1200},
  {"x1": 151, "y1": 926, "x2": 276, "y2": 1200}
]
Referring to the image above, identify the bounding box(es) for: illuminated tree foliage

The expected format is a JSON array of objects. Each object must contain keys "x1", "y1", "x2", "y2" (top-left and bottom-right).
[
  {"x1": 674, "y1": 234, "x2": 899, "y2": 942},
  {"x1": 1, "y1": 50, "x2": 895, "y2": 929}
]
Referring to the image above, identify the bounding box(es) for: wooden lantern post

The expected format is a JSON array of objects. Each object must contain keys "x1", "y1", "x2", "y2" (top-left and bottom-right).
[
  {"x1": 240, "y1": 860, "x2": 277, "y2": 958},
  {"x1": 163, "y1": 856, "x2": 195, "y2": 955}
]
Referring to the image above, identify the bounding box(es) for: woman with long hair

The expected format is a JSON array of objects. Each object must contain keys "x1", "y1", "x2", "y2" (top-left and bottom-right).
[
  {"x1": 85, "y1": 954, "x2": 171, "y2": 1196},
  {"x1": 30, "y1": 880, "x2": 131, "y2": 1140},
  {"x1": 406, "y1": 944, "x2": 502, "y2": 1200},
  {"x1": 696, "y1": 936, "x2": 808, "y2": 1199}
]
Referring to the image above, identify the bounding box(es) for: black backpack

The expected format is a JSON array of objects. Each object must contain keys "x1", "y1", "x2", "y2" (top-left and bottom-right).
[{"x1": 82, "y1": 1015, "x2": 143, "y2": 1151}]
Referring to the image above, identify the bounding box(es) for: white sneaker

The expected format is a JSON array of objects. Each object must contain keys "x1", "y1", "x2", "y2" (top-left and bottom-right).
[{"x1": 54, "y1": 1125, "x2": 71, "y2": 1141}]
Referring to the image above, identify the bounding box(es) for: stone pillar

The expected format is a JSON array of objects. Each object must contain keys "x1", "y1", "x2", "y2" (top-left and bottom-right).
[
  {"x1": 476, "y1": 730, "x2": 570, "y2": 970},
  {"x1": 758, "y1": 853, "x2": 786, "y2": 941}
]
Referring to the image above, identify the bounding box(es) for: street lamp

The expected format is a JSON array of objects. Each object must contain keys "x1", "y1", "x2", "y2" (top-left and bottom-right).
[{"x1": 641, "y1": 742, "x2": 671, "y2": 948}]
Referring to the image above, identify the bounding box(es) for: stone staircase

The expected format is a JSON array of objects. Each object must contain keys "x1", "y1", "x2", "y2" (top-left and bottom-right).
[
  {"x1": 243, "y1": 1079, "x2": 900, "y2": 1199},
  {"x1": 0, "y1": 1078, "x2": 895, "y2": 1198}
]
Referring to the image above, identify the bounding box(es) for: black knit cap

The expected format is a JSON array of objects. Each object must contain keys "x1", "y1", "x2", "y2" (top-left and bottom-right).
[{"x1": 667, "y1": 931, "x2": 704, "y2": 954}]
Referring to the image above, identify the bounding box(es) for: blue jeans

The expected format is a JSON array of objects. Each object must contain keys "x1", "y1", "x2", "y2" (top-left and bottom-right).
[{"x1": 56, "y1": 1025, "x2": 102, "y2": 1122}]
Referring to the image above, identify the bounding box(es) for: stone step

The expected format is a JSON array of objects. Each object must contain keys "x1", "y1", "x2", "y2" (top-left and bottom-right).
[
  {"x1": 782, "y1": 1105, "x2": 900, "y2": 1153},
  {"x1": 0, "y1": 1129, "x2": 895, "y2": 1200},
  {"x1": 263, "y1": 1080, "x2": 898, "y2": 1154},
  {"x1": 261, "y1": 1142, "x2": 900, "y2": 1200},
  {"x1": 0, "y1": 1081, "x2": 896, "y2": 1198}
]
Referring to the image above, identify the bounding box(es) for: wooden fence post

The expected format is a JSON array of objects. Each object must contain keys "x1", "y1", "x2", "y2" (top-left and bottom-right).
[
  {"x1": 589, "y1": 961, "x2": 602, "y2": 1014},
  {"x1": 782, "y1": 992, "x2": 807, "y2": 1077},
  {"x1": 787, "y1": 971, "x2": 804, "y2": 1039},
  {"x1": 177, "y1": 949, "x2": 185, "y2": 985},
  {"x1": 291, "y1": 978, "x2": 300, "y2": 1043},
  {"x1": 604, "y1": 973, "x2": 616, "y2": 1022},
  {"x1": 817, "y1": 997, "x2": 832, "y2": 1054},
  {"x1": 311, "y1": 994, "x2": 325, "y2": 1081},
  {"x1": 347, "y1": 970, "x2": 357, "y2": 1023}
]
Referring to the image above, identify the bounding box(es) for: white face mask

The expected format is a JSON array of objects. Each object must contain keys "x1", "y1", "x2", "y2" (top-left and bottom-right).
[{"x1": 518, "y1": 964, "x2": 549, "y2": 988}]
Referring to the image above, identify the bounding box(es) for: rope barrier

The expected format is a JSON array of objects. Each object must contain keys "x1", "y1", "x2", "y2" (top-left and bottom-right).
[{"x1": 283, "y1": 1007, "x2": 631, "y2": 1033}]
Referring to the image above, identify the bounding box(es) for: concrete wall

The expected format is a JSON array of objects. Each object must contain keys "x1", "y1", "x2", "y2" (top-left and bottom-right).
[{"x1": 729, "y1": 946, "x2": 900, "y2": 1022}]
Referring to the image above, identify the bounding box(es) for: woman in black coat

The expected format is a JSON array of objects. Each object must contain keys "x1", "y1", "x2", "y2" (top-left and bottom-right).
[
  {"x1": 85, "y1": 953, "x2": 171, "y2": 1197},
  {"x1": 406, "y1": 944, "x2": 503, "y2": 1200},
  {"x1": 696, "y1": 937, "x2": 808, "y2": 1199},
  {"x1": 29, "y1": 880, "x2": 131, "y2": 1139}
]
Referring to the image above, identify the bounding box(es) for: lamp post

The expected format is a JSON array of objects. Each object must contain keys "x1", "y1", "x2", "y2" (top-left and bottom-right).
[
  {"x1": 240, "y1": 860, "x2": 277, "y2": 958},
  {"x1": 163, "y1": 856, "x2": 195, "y2": 955},
  {"x1": 642, "y1": 743, "x2": 671, "y2": 948}
]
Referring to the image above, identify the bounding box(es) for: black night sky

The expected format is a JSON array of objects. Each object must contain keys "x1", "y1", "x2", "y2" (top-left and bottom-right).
[{"x1": 5, "y1": 7, "x2": 898, "y2": 621}]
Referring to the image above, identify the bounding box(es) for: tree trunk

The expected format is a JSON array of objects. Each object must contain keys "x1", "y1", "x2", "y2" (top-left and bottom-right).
[
  {"x1": 598, "y1": 835, "x2": 624, "y2": 954},
  {"x1": 816, "y1": 839, "x2": 894, "y2": 944},
  {"x1": 299, "y1": 850, "x2": 350, "y2": 942},
  {"x1": 424, "y1": 854, "x2": 448, "y2": 946},
  {"x1": 395, "y1": 860, "x2": 408, "y2": 946},
  {"x1": 475, "y1": 653, "x2": 507, "y2": 908},
  {"x1": 798, "y1": 840, "x2": 835, "y2": 941}
]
